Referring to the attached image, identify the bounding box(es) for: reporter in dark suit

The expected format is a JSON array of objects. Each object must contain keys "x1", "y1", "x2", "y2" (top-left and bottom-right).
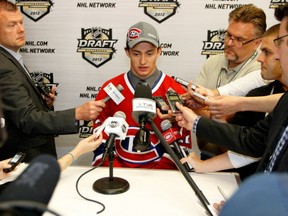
[
  {"x1": 174, "y1": 4, "x2": 288, "y2": 173},
  {"x1": 176, "y1": 93, "x2": 288, "y2": 173},
  {"x1": 0, "y1": 1, "x2": 105, "y2": 162}
]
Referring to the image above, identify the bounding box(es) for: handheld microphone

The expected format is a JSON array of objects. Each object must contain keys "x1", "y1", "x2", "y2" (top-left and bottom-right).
[
  {"x1": 132, "y1": 82, "x2": 156, "y2": 151},
  {"x1": 0, "y1": 154, "x2": 60, "y2": 216},
  {"x1": 161, "y1": 119, "x2": 192, "y2": 171},
  {"x1": 93, "y1": 112, "x2": 130, "y2": 195},
  {"x1": 102, "y1": 84, "x2": 124, "y2": 103},
  {"x1": 101, "y1": 111, "x2": 128, "y2": 162},
  {"x1": 132, "y1": 82, "x2": 156, "y2": 124}
]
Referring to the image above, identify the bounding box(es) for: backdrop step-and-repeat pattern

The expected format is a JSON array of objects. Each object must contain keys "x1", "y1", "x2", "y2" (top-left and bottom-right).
[{"x1": 14, "y1": 0, "x2": 282, "y2": 165}]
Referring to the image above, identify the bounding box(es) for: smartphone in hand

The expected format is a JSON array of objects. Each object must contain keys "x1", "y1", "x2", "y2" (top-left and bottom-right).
[
  {"x1": 3, "y1": 152, "x2": 26, "y2": 173},
  {"x1": 153, "y1": 96, "x2": 169, "y2": 114}
]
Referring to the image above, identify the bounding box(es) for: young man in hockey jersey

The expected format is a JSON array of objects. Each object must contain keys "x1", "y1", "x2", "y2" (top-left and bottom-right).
[{"x1": 92, "y1": 21, "x2": 191, "y2": 169}]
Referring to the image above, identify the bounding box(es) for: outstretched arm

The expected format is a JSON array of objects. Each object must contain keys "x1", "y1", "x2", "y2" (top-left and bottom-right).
[
  {"x1": 58, "y1": 133, "x2": 103, "y2": 171},
  {"x1": 75, "y1": 100, "x2": 106, "y2": 121},
  {"x1": 206, "y1": 94, "x2": 283, "y2": 119},
  {"x1": 180, "y1": 152, "x2": 233, "y2": 173}
]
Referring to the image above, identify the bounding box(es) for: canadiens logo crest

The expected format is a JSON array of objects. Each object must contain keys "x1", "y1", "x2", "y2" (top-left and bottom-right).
[
  {"x1": 163, "y1": 132, "x2": 173, "y2": 142},
  {"x1": 138, "y1": 0, "x2": 180, "y2": 23},
  {"x1": 201, "y1": 29, "x2": 225, "y2": 58},
  {"x1": 16, "y1": 0, "x2": 54, "y2": 22},
  {"x1": 128, "y1": 28, "x2": 142, "y2": 40},
  {"x1": 77, "y1": 27, "x2": 118, "y2": 68}
]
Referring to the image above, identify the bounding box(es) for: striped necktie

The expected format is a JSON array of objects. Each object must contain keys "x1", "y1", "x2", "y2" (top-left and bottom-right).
[{"x1": 265, "y1": 125, "x2": 288, "y2": 172}]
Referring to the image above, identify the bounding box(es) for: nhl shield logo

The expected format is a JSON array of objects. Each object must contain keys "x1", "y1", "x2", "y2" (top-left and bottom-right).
[
  {"x1": 16, "y1": 0, "x2": 54, "y2": 22},
  {"x1": 138, "y1": 0, "x2": 180, "y2": 23},
  {"x1": 77, "y1": 27, "x2": 118, "y2": 68}
]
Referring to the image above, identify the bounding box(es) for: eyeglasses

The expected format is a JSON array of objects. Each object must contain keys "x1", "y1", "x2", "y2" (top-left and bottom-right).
[
  {"x1": 273, "y1": 34, "x2": 288, "y2": 47},
  {"x1": 224, "y1": 32, "x2": 260, "y2": 47}
]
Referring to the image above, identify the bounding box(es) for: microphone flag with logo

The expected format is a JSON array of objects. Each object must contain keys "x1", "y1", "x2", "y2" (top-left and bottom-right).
[
  {"x1": 132, "y1": 81, "x2": 156, "y2": 151},
  {"x1": 101, "y1": 111, "x2": 128, "y2": 162}
]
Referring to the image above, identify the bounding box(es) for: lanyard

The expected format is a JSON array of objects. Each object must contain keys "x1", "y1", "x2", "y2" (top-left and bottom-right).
[{"x1": 216, "y1": 51, "x2": 258, "y2": 87}]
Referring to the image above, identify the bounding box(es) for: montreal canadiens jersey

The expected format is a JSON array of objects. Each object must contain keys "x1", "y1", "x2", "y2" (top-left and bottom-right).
[{"x1": 92, "y1": 72, "x2": 192, "y2": 169}]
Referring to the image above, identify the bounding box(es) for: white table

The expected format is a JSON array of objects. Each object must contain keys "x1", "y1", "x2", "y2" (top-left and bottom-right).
[{"x1": 46, "y1": 166, "x2": 239, "y2": 216}]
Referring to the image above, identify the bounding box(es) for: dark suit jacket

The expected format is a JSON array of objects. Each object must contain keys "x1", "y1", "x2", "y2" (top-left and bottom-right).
[
  {"x1": 197, "y1": 91, "x2": 288, "y2": 172},
  {"x1": 0, "y1": 47, "x2": 78, "y2": 162}
]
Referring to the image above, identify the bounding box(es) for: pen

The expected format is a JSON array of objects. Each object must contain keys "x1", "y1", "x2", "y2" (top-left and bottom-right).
[{"x1": 217, "y1": 186, "x2": 228, "y2": 201}]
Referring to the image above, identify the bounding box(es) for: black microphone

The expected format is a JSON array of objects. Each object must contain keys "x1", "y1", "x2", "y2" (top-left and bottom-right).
[
  {"x1": 161, "y1": 119, "x2": 192, "y2": 171},
  {"x1": 0, "y1": 154, "x2": 60, "y2": 216},
  {"x1": 132, "y1": 82, "x2": 156, "y2": 124},
  {"x1": 132, "y1": 82, "x2": 156, "y2": 151},
  {"x1": 101, "y1": 111, "x2": 128, "y2": 162},
  {"x1": 102, "y1": 84, "x2": 124, "y2": 103}
]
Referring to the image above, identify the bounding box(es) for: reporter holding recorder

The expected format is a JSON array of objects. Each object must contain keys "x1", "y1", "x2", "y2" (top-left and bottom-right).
[
  {"x1": 0, "y1": 117, "x2": 103, "y2": 179},
  {"x1": 0, "y1": 102, "x2": 103, "y2": 177},
  {"x1": 0, "y1": 99, "x2": 103, "y2": 179},
  {"x1": 0, "y1": 134, "x2": 103, "y2": 180},
  {"x1": 180, "y1": 24, "x2": 287, "y2": 180}
]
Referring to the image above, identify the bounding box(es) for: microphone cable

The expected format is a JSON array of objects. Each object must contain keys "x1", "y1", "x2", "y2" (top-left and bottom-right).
[
  {"x1": 76, "y1": 111, "x2": 127, "y2": 214},
  {"x1": 75, "y1": 161, "x2": 106, "y2": 214}
]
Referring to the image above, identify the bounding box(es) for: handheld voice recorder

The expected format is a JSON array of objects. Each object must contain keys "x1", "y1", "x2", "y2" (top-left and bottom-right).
[{"x1": 165, "y1": 91, "x2": 184, "y2": 114}]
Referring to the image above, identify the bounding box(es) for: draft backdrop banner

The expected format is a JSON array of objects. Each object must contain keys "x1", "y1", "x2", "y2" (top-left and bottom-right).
[{"x1": 12, "y1": 0, "x2": 282, "y2": 165}]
